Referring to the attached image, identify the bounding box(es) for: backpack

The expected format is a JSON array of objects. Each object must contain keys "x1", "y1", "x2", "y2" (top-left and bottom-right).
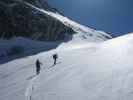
[{"x1": 53, "y1": 54, "x2": 58, "y2": 59}]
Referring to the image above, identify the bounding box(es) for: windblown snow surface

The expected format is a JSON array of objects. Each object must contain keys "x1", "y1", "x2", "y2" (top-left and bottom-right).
[
  {"x1": 1, "y1": 32, "x2": 133, "y2": 100},
  {"x1": 1, "y1": 2, "x2": 133, "y2": 100}
]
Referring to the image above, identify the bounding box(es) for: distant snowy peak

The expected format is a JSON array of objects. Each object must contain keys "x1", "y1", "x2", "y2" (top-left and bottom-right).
[
  {"x1": 52, "y1": 12, "x2": 112, "y2": 41},
  {"x1": 42, "y1": 1, "x2": 112, "y2": 40},
  {"x1": 25, "y1": 2, "x2": 112, "y2": 42},
  {"x1": 0, "y1": 0, "x2": 112, "y2": 42}
]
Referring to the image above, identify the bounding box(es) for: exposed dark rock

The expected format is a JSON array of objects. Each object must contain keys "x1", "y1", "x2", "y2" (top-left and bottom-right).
[{"x1": 0, "y1": 0, "x2": 75, "y2": 41}]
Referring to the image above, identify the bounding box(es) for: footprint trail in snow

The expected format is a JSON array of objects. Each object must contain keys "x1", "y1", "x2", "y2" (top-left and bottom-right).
[{"x1": 25, "y1": 75, "x2": 37, "y2": 100}]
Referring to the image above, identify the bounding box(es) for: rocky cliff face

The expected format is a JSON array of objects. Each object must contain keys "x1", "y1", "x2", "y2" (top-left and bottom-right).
[{"x1": 0, "y1": 0, "x2": 74, "y2": 41}]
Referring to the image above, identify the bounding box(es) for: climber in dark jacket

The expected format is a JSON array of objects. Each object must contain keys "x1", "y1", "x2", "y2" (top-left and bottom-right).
[
  {"x1": 35, "y1": 59, "x2": 42, "y2": 75},
  {"x1": 53, "y1": 54, "x2": 58, "y2": 65}
]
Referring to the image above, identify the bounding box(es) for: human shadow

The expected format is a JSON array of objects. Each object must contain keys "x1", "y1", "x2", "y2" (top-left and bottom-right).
[
  {"x1": 49, "y1": 62, "x2": 61, "y2": 69},
  {"x1": 26, "y1": 74, "x2": 36, "y2": 80}
]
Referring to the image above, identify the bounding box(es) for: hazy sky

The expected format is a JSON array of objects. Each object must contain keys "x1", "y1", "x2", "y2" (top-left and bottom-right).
[{"x1": 48, "y1": 0, "x2": 133, "y2": 36}]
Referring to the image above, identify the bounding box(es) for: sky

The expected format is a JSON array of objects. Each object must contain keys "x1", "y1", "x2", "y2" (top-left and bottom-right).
[{"x1": 48, "y1": 0, "x2": 133, "y2": 36}]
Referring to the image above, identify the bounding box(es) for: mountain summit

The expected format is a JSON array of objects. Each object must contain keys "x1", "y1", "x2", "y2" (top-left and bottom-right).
[{"x1": 0, "y1": 0, "x2": 112, "y2": 41}]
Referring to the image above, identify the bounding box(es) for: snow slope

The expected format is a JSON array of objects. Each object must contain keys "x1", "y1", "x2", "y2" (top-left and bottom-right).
[{"x1": 1, "y1": 33, "x2": 133, "y2": 100}]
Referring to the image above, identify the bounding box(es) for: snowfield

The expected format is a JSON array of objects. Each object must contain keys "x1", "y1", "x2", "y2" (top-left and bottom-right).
[
  {"x1": 1, "y1": 33, "x2": 133, "y2": 100},
  {"x1": 1, "y1": 2, "x2": 132, "y2": 100}
]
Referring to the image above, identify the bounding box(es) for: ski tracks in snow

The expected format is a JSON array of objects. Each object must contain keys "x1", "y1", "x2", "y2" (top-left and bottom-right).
[
  {"x1": 25, "y1": 75, "x2": 37, "y2": 100},
  {"x1": 24, "y1": 43, "x2": 98, "y2": 100}
]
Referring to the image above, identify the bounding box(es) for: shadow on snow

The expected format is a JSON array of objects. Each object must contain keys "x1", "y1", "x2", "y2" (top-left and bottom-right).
[{"x1": 0, "y1": 35, "x2": 73, "y2": 65}]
